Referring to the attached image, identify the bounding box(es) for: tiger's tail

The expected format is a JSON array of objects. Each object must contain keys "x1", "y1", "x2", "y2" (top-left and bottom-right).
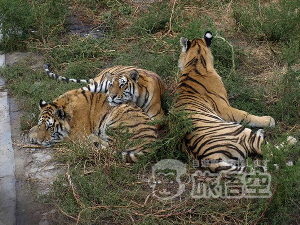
[
  {"x1": 249, "y1": 136, "x2": 298, "y2": 173},
  {"x1": 121, "y1": 151, "x2": 145, "y2": 163},
  {"x1": 266, "y1": 136, "x2": 298, "y2": 171},
  {"x1": 44, "y1": 63, "x2": 94, "y2": 84}
]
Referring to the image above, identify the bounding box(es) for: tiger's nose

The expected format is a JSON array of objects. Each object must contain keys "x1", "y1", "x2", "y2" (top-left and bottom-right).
[{"x1": 109, "y1": 94, "x2": 117, "y2": 99}]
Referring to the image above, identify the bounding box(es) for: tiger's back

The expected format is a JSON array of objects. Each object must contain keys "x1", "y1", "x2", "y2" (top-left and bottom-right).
[
  {"x1": 44, "y1": 64, "x2": 165, "y2": 127},
  {"x1": 175, "y1": 32, "x2": 275, "y2": 174}
]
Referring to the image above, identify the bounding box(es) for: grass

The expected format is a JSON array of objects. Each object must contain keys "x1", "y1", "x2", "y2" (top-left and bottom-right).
[
  {"x1": 0, "y1": 0, "x2": 68, "y2": 52},
  {"x1": 233, "y1": 0, "x2": 300, "y2": 42},
  {"x1": 261, "y1": 134, "x2": 300, "y2": 224},
  {"x1": 1, "y1": 0, "x2": 300, "y2": 224},
  {"x1": 51, "y1": 141, "x2": 270, "y2": 224}
]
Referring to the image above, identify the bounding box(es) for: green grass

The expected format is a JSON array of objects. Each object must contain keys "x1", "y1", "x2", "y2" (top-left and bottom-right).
[
  {"x1": 261, "y1": 133, "x2": 300, "y2": 224},
  {"x1": 0, "y1": 60, "x2": 83, "y2": 130},
  {"x1": 233, "y1": 0, "x2": 300, "y2": 42},
  {"x1": 0, "y1": 0, "x2": 68, "y2": 51},
  {"x1": 52, "y1": 140, "x2": 272, "y2": 224},
  {"x1": 1, "y1": 0, "x2": 300, "y2": 224},
  {"x1": 268, "y1": 69, "x2": 300, "y2": 125}
]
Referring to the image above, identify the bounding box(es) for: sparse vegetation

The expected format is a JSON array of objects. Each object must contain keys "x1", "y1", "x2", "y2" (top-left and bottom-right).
[
  {"x1": 233, "y1": 0, "x2": 300, "y2": 42},
  {"x1": 0, "y1": 0, "x2": 68, "y2": 51},
  {"x1": 1, "y1": 0, "x2": 299, "y2": 224}
]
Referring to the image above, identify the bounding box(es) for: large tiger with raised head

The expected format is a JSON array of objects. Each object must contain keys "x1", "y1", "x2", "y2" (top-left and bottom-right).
[
  {"x1": 29, "y1": 89, "x2": 158, "y2": 162},
  {"x1": 44, "y1": 64, "x2": 165, "y2": 128},
  {"x1": 175, "y1": 31, "x2": 276, "y2": 174}
]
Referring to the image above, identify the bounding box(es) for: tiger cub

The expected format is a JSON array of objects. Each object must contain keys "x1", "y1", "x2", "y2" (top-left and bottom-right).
[
  {"x1": 44, "y1": 64, "x2": 165, "y2": 128},
  {"x1": 175, "y1": 31, "x2": 276, "y2": 174},
  {"x1": 29, "y1": 89, "x2": 158, "y2": 162}
]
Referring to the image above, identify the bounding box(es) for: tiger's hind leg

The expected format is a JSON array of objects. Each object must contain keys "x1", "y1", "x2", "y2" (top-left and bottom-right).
[
  {"x1": 147, "y1": 102, "x2": 165, "y2": 130},
  {"x1": 222, "y1": 106, "x2": 275, "y2": 128},
  {"x1": 197, "y1": 128, "x2": 266, "y2": 177}
]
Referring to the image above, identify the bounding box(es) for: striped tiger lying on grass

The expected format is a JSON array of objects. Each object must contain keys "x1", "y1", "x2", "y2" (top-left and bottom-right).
[
  {"x1": 175, "y1": 31, "x2": 291, "y2": 175},
  {"x1": 44, "y1": 64, "x2": 165, "y2": 129},
  {"x1": 28, "y1": 89, "x2": 158, "y2": 162}
]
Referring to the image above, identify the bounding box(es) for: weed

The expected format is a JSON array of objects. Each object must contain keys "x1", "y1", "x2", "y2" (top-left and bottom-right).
[
  {"x1": 45, "y1": 36, "x2": 117, "y2": 66},
  {"x1": 0, "y1": 61, "x2": 82, "y2": 129},
  {"x1": 261, "y1": 133, "x2": 300, "y2": 224},
  {"x1": 63, "y1": 59, "x2": 104, "y2": 79},
  {"x1": 0, "y1": 0, "x2": 68, "y2": 51},
  {"x1": 281, "y1": 39, "x2": 300, "y2": 67},
  {"x1": 52, "y1": 140, "x2": 270, "y2": 224},
  {"x1": 106, "y1": 122, "x2": 144, "y2": 154},
  {"x1": 266, "y1": 40, "x2": 300, "y2": 125},
  {"x1": 131, "y1": 2, "x2": 171, "y2": 35},
  {"x1": 269, "y1": 69, "x2": 300, "y2": 125},
  {"x1": 133, "y1": 108, "x2": 194, "y2": 171},
  {"x1": 72, "y1": 0, "x2": 111, "y2": 10},
  {"x1": 233, "y1": 0, "x2": 300, "y2": 42}
]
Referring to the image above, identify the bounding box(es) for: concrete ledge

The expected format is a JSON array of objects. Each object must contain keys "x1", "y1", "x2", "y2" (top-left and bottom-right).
[
  {"x1": 0, "y1": 54, "x2": 4, "y2": 67},
  {"x1": 0, "y1": 176, "x2": 16, "y2": 225},
  {"x1": 0, "y1": 52, "x2": 16, "y2": 224}
]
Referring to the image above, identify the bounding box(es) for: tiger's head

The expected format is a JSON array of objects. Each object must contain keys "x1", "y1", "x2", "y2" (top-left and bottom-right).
[
  {"x1": 178, "y1": 31, "x2": 214, "y2": 72},
  {"x1": 106, "y1": 70, "x2": 140, "y2": 106},
  {"x1": 29, "y1": 100, "x2": 71, "y2": 147}
]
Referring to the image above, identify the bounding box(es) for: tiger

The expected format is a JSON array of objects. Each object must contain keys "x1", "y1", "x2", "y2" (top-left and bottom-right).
[
  {"x1": 175, "y1": 31, "x2": 278, "y2": 175},
  {"x1": 44, "y1": 64, "x2": 165, "y2": 129},
  {"x1": 28, "y1": 89, "x2": 158, "y2": 162}
]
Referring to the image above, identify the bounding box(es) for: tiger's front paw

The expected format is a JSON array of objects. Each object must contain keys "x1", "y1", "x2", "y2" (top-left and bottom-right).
[
  {"x1": 28, "y1": 125, "x2": 38, "y2": 143},
  {"x1": 269, "y1": 117, "x2": 275, "y2": 127}
]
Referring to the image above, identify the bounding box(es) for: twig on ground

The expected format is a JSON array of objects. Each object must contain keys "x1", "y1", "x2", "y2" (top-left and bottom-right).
[
  {"x1": 165, "y1": 0, "x2": 177, "y2": 35},
  {"x1": 215, "y1": 35, "x2": 236, "y2": 72},
  {"x1": 56, "y1": 204, "x2": 77, "y2": 221},
  {"x1": 254, "y1": 183, "x2": 278, "y2": 225},
  {"x1": 76, "y1": 205, "x2": 131, "y2": 225},
  {"x1": 66, "y1": 163, "x2": 86, "y2": 209},
  {"x1": 17, "y1": 144, "x2": 45, "y2": 148},
  {"x1": 290, "y1": 198, "x2": 300, "y2": 211}
]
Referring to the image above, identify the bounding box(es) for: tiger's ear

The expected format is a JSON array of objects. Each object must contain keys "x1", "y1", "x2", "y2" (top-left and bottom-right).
[
  {"x1": 180, "y1": 37, "x2": 191, "y2": 52},
  {"x1": 129, "y1": 70, "x2": 139, "y2": 82},
  {"x1": 55, "y1": 108, "x2": 65, "y2": 120},
  {"x1": 204, "y1": 31, "x2": 213, "y2": 47},
  {"x1": 39, "y1": 100, "x2": 48, "y2": 109},
  {"x1": 106, "y1": 72, "x2": 112, "y2": 80}
]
